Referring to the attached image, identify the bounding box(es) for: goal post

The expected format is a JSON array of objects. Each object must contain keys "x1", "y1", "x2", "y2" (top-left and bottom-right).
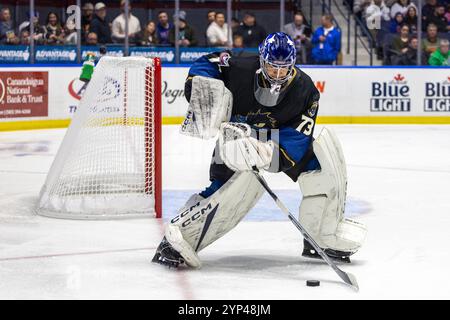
[{"x1": 36, "y1": 56, "x2": 162, "y2": 219}]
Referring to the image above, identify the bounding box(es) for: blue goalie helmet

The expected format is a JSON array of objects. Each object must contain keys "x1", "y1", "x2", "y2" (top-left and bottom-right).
[{"x1": 258, "y1": 32, "x2": 297, "y2": 86}]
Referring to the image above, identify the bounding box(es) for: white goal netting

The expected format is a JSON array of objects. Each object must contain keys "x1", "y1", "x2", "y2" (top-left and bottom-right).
[{"x1": 36, "y1": 56, "x2": 161, "y2": 219}]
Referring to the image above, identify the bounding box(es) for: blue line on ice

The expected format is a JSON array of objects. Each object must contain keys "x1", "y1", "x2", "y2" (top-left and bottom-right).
[{"x1": 162, "y1": 190, "x2": 371, "y2": 222}]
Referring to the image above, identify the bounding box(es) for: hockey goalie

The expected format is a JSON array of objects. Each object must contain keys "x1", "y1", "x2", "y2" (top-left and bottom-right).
[{"x1": 153, "y1": 32, "x2": 367, "y2": 268}]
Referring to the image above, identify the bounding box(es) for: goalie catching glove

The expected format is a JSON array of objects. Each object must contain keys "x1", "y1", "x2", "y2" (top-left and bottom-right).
[{"x1": 219, "y1": 122, "x2": 274, "y2": 172}]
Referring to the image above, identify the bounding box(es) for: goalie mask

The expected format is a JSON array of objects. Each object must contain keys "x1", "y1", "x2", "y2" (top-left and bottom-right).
[{"x1": 255, "y1": 32, "x2": 297, "y2": 107}]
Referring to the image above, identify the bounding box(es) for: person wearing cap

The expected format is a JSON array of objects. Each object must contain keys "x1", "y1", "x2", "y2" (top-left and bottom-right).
[
  {"x1": 111, "y1": 0, "x2": 141, "y2": 44},
  {"x1": 234, "y1": 12, "x2": 266, "y2": 48},
  {"x1": 82, "y1": 2, "x2": 94, "y2": 42},
  {"x1": 169, "y1": 11, "x2": 197, "y2": 47},
  {"x1": 89, "y1": 2, "x2": 111, "y2": 44}
]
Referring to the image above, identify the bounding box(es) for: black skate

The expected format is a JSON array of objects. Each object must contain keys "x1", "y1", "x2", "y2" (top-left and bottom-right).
[
  {"x1": 152, "y1": 237, "x2": 185, "y2": 268},
  {"x1": 302, "y1": 239, "x2": 352, "y2": 264}
]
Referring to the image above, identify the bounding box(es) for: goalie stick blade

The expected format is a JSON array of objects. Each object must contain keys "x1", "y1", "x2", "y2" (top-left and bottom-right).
[
  {"x1": 252, "y1": 170, "x2": 360, "y2": 291},
  {"x1": 338, "y1": 269, "x2": 359, "y2": 291}
]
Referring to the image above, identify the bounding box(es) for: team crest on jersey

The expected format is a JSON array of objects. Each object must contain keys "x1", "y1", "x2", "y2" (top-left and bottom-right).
[
  {"x1": 307, "y1": 101, "x2": 318, "y2": 117},
  {"x1": 247, "y1": 109, "x2": 278, "y2": 128},
  {"x1": 219, "y1": 52, "x2": 231, "y2": 67}
]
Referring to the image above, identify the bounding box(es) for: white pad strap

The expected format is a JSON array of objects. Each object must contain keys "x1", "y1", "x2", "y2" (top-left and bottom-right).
[
  {"x1": 180, "y1": 76, "x2": 232, "y2": 139},
  {"x1": 298, "y1": 127, "x2": 367, "y2": 253},
  {"x1": 167, "y1": 171, "x2": 264, "y2": 267}
]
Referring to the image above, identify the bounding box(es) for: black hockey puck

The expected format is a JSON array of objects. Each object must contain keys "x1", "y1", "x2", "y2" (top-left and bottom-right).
[{"x1": 306, "y1": 280, "x2": 320, "y2": 287}]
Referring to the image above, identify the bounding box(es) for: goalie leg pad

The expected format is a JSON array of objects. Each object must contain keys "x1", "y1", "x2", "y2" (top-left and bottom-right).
[
  {"x1": 167, "y1": 171, "x2": 264, "y2": 266},
  {"x1": 298, "y1": 127, "x2": 367, "y2": 254}
]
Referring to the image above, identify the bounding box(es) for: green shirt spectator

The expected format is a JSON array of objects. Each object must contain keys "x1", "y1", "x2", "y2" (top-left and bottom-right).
[{"x1": 429, "y1": 39, "x2": 450, "y2": 66}]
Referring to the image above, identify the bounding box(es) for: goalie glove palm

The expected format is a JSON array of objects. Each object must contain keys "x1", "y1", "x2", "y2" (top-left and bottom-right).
[{"x1": 219, "y1": 122, "x2": 274, "y2": 172}]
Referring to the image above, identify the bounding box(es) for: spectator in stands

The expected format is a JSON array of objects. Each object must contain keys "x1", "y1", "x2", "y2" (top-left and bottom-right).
[
  {"x1": 283, "y1": 11, "x2": 312, "y2": 64},
  {"x1": 390, "y1": 12, "x2": 405, "y2": 33},
  {"x1": 89, "y1": 2, "x2": 111, "y2": 45},
  {"x1": 422, "y1": 23, "x2": 441, "y2": 58},
  {"x1": 207, "y1": 10, "x2": 216, "y2": 26},
  {"x1": 64, "y1": 19, "x2": 77, "y2": 45},
  {"x1": 429, "y1": 39, "x2": 450, "y2": 66},
  {"x1": 445, "y1": 4, "x2": 450, "y2": 24},
  {"x1": 156, "y1": 11, "x2": 172, "y2": 46},
  {"x1": 0, "y1": 8, "x2": 19, "y2": 45},
  {"x1": 44, "y1": 12, "x2": 64, "y2": 45},
  {"x1": 233, "y1": 34, "x2": 244, "y2": 48},
  {"x1": 425, "y1": 5, "x2": 449, "y2": 32},
  {"x1": 235, "y1": 12, "x2": 266, "y2": 48},
  {"x1": 389, "y1": 23, "x2": 411, "y2": 59},
  {"x1": 422, "y1": 0, "x2": 438, "y2": 25},
  {"x1": 384, "y1": 0, "x2": 397, "y2": 7},
  {"x1": 366, "y1": 0, "x2": 390, "y2": 37},
  {"x1": 112, "y1": 0, "x2": 141, "y2": 44},
  {"x1": 206, "y1": 12, "x2": 229, "y2": 47},
  {"x1": 421, "y1": 0, "x2": 442, "y2": 31},
  {"x1": 205, "y1": 10, "x2": 216, "y2": 46},
  {"x1": 311, "y1": 14, "x2": 341, "y2": 65},
  {"x1": 19, "y1": 30, "x2": 30, "y2": 45},
  {"x1": 404, "y1": 5, "x2": 419, "y2": 33},
  {"x1": 86, "y1": 32, "x2": 98, "y2": 46},
  {"x1": 390, "y1": 0, "x2": 417, "y2": 19},
  {"x1": 353, "y1": 0, "x2": 372, "y2": 20},
  {"x1": 366, "y1": 0, "x2": 390, "y2": 60},
  {"x1": 169, "y1": 11, "x2": 197, "y2": 47},
  {"x1": 81, "y1": 3, "x2": 94, "y2": 42},
  {"x1": 445, "y1": 3, "x2": 450, "y2": 24},
  {"x1": 141, "y1": 21, "x2": 158, "y2": 46},
  {"x1": 393, "y1": 36, "x2": 427, "y2": 65},
  {"x1": 18, "y1": 11, "x2": 45, "y2": 44},
  {"x1": 231, "y1": 18, "x2": 240, "y2": 33}
]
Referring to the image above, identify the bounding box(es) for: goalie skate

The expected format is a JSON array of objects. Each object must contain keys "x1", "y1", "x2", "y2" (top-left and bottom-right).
[
  {"x1": 152, "y1": 237, "x2": 185, "y2": 268},
  {"x1": 302, "y1": 239, "x2": 352, "y2": 264}
]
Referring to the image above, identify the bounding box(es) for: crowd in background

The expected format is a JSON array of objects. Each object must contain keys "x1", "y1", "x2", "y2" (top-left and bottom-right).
[
  {"x1": 350, "y1": 0, "x2": 450, "y2": 65},
  {"x1": 0, "y1": 0, "x2": 342, "y2": 65},
  {"x1": 0, "y1": 0, "x2": 448, "y2": 65}
]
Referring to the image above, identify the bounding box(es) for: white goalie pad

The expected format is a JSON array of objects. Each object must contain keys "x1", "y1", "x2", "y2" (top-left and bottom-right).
[
  {"x1": 165, "y1": 171, "x2": 264, "y2": 267},
  {"x1": 180, "y1": 76, "x2": 233, "y2": 139},
  {"x1": 298, "y1": 127, "x2": 367, "y2": 253}
]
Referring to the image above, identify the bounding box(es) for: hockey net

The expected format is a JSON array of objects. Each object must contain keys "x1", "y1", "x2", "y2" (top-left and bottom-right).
[{"x1": 36, "y1": 56, "x2": 162, "y2": 219}]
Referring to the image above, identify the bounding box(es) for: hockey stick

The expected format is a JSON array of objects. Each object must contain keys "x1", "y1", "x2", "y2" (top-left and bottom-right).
[{"x1": 252, "y1": 169, "x2": 359, "y2": 291}]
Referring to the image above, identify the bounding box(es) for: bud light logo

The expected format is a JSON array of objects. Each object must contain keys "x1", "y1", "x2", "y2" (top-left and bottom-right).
[
  {"x1": 424, "y1": 77, "x2": 450, "y2": 112},
  {"x1": 371, "y1": 74, "x2": 411, "y2": 112}
]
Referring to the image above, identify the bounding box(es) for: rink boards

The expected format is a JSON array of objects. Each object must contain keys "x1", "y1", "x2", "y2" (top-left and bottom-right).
[{"x1": 0, "y1": 65, "x2": 449, "y2": 131}]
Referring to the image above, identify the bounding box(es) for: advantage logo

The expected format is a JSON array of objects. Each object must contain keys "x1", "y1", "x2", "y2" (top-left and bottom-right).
[
  {"x1": 424, "y1": 77, "x2": 450, "y2": 112},
  {"x1": 370, "y1": 74, "x2": 411, "y2": 112}
]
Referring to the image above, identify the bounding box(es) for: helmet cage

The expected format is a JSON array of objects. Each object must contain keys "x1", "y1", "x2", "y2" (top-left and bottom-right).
[{"x1": 259, "y1": 56, "x2": 295, "y2": 86}]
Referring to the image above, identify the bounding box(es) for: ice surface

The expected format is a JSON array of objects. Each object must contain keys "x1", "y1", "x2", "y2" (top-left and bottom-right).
[{"x1": 1, "y1": 125, "x2": 450, "y2": 299}]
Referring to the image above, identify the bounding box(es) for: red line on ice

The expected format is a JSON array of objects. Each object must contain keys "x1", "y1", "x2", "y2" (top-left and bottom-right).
[{"x1": 0, "y1": 247, "x2": 156, "y2": 262}]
